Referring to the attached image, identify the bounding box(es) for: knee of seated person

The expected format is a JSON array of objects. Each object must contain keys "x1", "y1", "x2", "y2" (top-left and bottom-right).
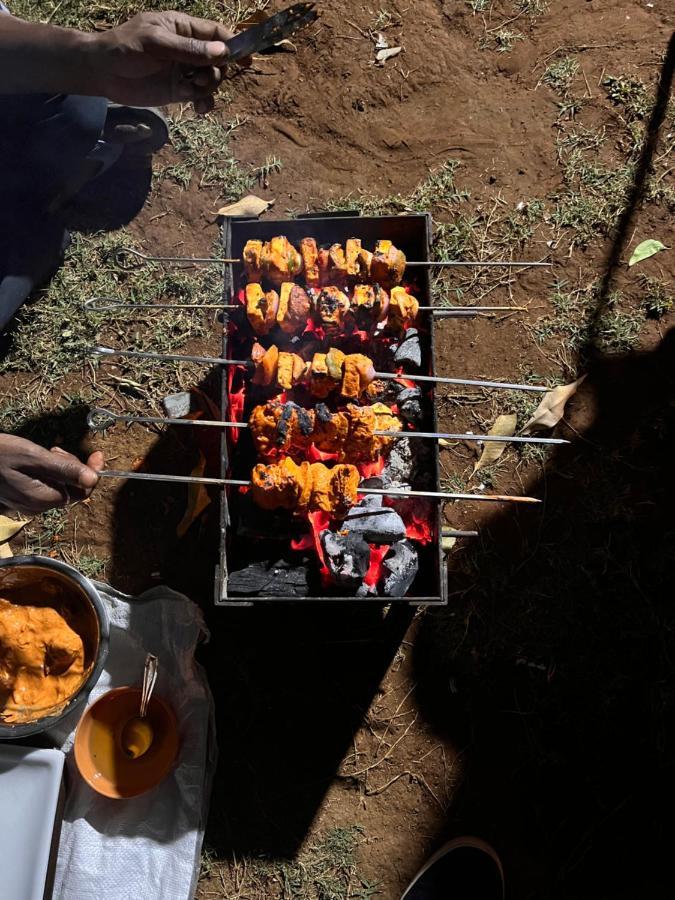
[{"x1": 51, "y1": 94, "x2": 108, "y2": 156}]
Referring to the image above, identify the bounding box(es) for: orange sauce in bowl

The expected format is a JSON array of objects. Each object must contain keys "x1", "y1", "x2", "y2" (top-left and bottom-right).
[{"x1": 0, "y1": 597, "x2": 89, "y2": 723}]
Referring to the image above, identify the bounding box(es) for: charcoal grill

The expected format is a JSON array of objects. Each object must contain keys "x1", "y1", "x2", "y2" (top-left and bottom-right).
[{"x1": 217, "y1": 212, "x2": 447, "y2": 606}]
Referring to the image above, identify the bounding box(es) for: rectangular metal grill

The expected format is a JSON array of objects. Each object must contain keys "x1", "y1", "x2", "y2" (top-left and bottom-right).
[{"x1": 216, "y1": 212, "x2": 448, "y2": 606}]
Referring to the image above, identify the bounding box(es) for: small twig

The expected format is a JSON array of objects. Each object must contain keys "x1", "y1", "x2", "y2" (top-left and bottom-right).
[
  {"x1": 346, "y1": 19, "x2": 369, "y2": 38},
  {"x1": 340, "y1": 714, "x2": 419, "y2": 779}
]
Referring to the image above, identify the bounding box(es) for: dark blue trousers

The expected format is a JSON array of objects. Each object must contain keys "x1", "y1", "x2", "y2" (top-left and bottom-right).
[{"x1": 0, "y1": 93, "x2": 107, "y2": 331}]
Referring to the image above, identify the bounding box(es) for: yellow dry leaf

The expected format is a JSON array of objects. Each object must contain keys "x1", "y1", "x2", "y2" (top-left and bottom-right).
[
  {"x1": 0, "y1": 543, "x2": 13, "y2": 559},
  {"x1": 214, "y1": 195, "x2": 273, "y2": 218},
  {"x1": 0, "y1": 515, "x2": 31, "y2": 543},
  {"x1": 176, "y1": 454, "x2": 212, "y2": 538},
  {"x1": 471, "y1": 414, "x2": 517, "y2": 476},
  {"x1": 521, "y1": 375, "x2": 587, "y2": 434}
]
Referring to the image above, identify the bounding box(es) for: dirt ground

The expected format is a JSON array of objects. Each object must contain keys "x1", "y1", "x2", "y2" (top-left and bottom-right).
[{"x1": 2, "y1": 0, "x2": 674, "y2": 897}]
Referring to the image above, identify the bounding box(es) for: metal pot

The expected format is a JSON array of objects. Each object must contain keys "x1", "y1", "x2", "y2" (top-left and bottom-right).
[{"x1": 0, "y1": 556, "x2": 109, "y2": 740}]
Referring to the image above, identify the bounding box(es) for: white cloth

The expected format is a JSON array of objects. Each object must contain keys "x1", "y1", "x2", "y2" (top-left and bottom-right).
[{"x1": 46, "y1": 584, "x2": 217, "y2": 900}]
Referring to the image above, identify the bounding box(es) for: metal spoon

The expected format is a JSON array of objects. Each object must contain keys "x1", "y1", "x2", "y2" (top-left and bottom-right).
[{"x1": 120, "y1": 653, "x2": 158, "y2": 759}]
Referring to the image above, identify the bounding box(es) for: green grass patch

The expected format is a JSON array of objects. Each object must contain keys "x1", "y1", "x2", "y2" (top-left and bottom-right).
[
  {"x1": 534, "y1": 280, "x2": 644, "y2": 354},
  {"x1": 638, "y1": 275, "x2": 673, "y2": 319},
  {"x1": 542, "y1": 56, "x2": 579, "y2": 96},
  {"x1": 11, "y1": 0, "x2": 269, "y2": 31},
  {"x1": 200, "y1": 826, "x2": 378, "y2": 900}
]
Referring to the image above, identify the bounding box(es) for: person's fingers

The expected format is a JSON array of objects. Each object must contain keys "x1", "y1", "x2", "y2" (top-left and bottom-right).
[
  {"x1": 190, "y1": 66, "x2": 222, "y2": 89},
  {"x1": 174, "y1": 77, "x2": 221, "y2": 103},
  {"x1": 194, "y1": 94, "x2": 215, "y2": 115},
  {"x1": 171, "y1": 14, "x2": 235, "y2": 46},
  {"x1": 87, "y1": 450, "x2": 105, "y2": 473},
  {"x1": 37, "y1": 446, "x2": 99, "y2": 490},
  {"x1": 148, "y1": 27, "x2": 229, "y2": 67}
]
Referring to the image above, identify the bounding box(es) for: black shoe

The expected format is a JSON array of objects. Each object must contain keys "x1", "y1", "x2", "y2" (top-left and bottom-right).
[{"x1": 401, "y1": 837, "x2": 504, "y2": 900}]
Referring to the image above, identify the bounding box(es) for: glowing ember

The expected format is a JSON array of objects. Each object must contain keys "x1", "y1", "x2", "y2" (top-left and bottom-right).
[
  {"x1": 364, "y1": 545, "x2": 390, "y2": 587},
  {"x1": 385, "y1": 497, "x2": 433, "y2": 545},
  {"x1": 307, "y1": 444, "x2": 338, "y2": 463},
  {"x1": 357, "y1": 456, "x2": 385, "y2": 480},
  {"x1": 227, "y1": 372, "x2": 246, "y2": 446},
  {"x1": 293, "y1": 510, "x2": 331, "y2": 580}
]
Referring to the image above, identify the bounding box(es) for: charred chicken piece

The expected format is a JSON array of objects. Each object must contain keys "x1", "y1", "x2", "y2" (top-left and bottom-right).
[
  {"x1": 351, "y1": 284, "x2": 389, "y2": 329},
  {"x1": 315, "y1": 286, "x2": 351, "y2": 339},
  {"x1": 371, "y1": 240, "x2": 407, "y2": 288},
  {"x1": 388, "y1": 286, "x2": 420, "y2": 331},
  {"x1": 309, "y1": 352, "x2": 334, "y2": 399},
  {"x1": 345, "y1": 239, "x2": 362, "y2": 277},
  {"x1": 312, "y1": 403, "x2": 349, "y2": 453},
  {"x1": 249, "y1": 401, "x2": 315, "y2": 457},
  {"x1": 341, "y1": 353, "x2": 376, "y2": 399},
  {"x1": 261, "y1": 236, "x2": 303, "y2": 286},
  {"x1": 341, "y1": 402, "x2": 401, "y2": 462},
  {"x1": 299, "y1": 238, "x2": 321, "y2": 288},
  {"x1": 246, "y1": 283, "x2": 279, "y2": 336},
  {"x1": 277, "y1": 283, "x2": 312, "y2": 334},
  {"x1": 250, "y1": 460, "x2": 360, "y2": 516},
  {"x1": 243, "y1": 240, "x2": 264, "y2": 282}
]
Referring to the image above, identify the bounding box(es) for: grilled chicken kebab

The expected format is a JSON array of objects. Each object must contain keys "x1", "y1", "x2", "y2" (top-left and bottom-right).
[
  {"x1": 251, "y1": 459, "x2": 360, "y2": 516},
  {"x1": 243, "y1": 236, "x2": 407, "y2": 289},
  {"x1": 249, "y1": 400, "x2": 401, "y2": 462},
  {"x1": 250, "y1": 344, "x2": 378, "y2": 399},
  {"x1": 244, "y1": 282, "x2": 419, "y2": 337}
]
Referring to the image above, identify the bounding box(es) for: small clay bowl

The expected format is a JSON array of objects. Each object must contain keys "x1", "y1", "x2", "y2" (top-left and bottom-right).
[{"x1": 74, "y1": 687, "x2": 179, "y2": 799}]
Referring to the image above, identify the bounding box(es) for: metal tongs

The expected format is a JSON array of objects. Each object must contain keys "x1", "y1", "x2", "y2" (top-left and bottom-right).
[{"x1": 224, "y1": 2, "x2": 318, "y2": 62}]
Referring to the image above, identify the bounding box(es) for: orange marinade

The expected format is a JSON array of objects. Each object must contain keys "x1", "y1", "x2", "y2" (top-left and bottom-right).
[{"x1": 0, "y1": 597, "x2": 87, "y2": 723}]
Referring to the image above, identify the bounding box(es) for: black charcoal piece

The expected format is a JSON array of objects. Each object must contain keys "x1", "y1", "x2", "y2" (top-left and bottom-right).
[
  {"x1": 342, "y1": 495, "x2": 406, "y2": 544},
  {"x1": 397, "y1": 386, "x2": 425, "y2": 427},
  {"x1": 394, "y1": 329, "x2": 422, "y2": 368},
  {"x1": 381, "y1": 438, "x2": 413, "y2": 486},
  {"x1": 322, "y1": 531, "x2": 371, "y2": 584},
  {"x1": 277, "y1": 402, "x2": 313, "y2": 445},
  {"x1": 382, "y1": 540, "x2": 419, "y2": 597},
  {"x1": 227, "y1": 559, "x2": 310, "y2": 597}
]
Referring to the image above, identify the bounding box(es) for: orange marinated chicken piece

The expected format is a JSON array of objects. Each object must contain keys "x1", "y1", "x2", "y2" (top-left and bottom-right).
[
  {"x1": 345, "y1": 239, "x2": 362, "y2": 277},
  {"x1": 317, "y1": 247, "x2": 332, "y2": 286},
  {"x1": 312, "y1": 403, "x2": 349, "y2": 453},
  {"x1": 243, "y1": 240, "x2": 264, "y2": 282},
  {"x1": 277, "y1": 283, "x2": 312, "y2": 334},
  {"x1": 388, "y1": 286, "x2": 420, "y2": 331},
  {"x1": 327, "y1": 243, "x2": 348, "y2": 286},
  {"x1": 309, "y1": 352, "x2": 334, "y2": 399},
  {"x1": 252, "y1": 344, "x2": 279, "y2": 386},
  {"x1": 316, "y1": 286, "x2": 350, "y2": 338},
  {"x1": 357, "y1": 248, "x2": 373, "y2": 281},
  {"x1": 325, "y1": 347, "x2": 346, "y2": 382},
  {"x1": 246, "y1": 284, "x2": 279, "y2": 336},
  {"x1": 261, "y1": 236, "x2": 303, "y2": 286},
  {"x1": 340, "y1": 353, "x2": 376, "y2": 399},
  {"x1": 251, "y1": 457, "x2": 307, "y2": 510},
  {"x1": 300, "y1": 237, "x2": 320, "y2": 288},
  {"x1": 371, "y1": 240, "x2": 407, "y2": 288},
  {"x1": 277, "y1": 351, "x2": 300, "y2": 390},
  {"x1": 249, "y1": 402, "x2": 283, "y2": 457},
  {"x1": 328, "y1": 464, "x2": 360, "y2": 516}
]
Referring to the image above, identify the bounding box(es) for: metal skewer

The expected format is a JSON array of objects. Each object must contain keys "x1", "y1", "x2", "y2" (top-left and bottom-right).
[
  {"x1": 87, "y1": 407, "x2": 566, "y2": 447},
  {"x1": 113, "y1": 246, "x2": 553, "y2": 271},
  {"x1": 91, "y1": 345, "x2": 551, "y2": 393},
  {"x1": 95, "y1": 469, "x2": 540, "y2": 504},
  {"x1": 84, "y1": 296, "x2": 524, "y2": 316}
]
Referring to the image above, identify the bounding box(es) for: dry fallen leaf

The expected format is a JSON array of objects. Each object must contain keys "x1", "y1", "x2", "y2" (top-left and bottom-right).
[
  {"x1": 441, "y1": 535, "x2": 457, "y2": 553},
  {"x1": 0, "y1": 543, "x2": 13, "y2": 559},
  {"x1": 472, "y1": 414, "x2": 517, "y2": 475},
  {"x1": 0, "y1": 515, "x2": 31, "y2": 544},
  {"x1": 521, "y1": 375, "x2": 587, "y2": 434},
  {"x1": 177, "y1": 453, "x2": 212, "y2": 538},
  {"x1": 376, "y1": 46, "x2": 402, "y2": 65},
  {"x1": 215, "y1": 195, "x2": 274, "y2": 218}
]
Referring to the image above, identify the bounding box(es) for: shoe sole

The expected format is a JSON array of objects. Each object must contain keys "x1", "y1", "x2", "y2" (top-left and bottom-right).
[{"x1": 401, "y1": 836, "x2": 505, "y2": 900}]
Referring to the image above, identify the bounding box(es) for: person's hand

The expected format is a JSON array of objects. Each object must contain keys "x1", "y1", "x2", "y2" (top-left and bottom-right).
[
  {"x1": 0, "y1": 434, "x2": 104, "y2": 514},
  {"x1": 88, "y1": 12, "x2": 236, "y2": 113}
]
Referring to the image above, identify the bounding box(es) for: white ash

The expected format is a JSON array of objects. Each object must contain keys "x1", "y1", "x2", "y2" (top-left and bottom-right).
[
  {"x1": 322, "y1": 531, "x2": 371, "y2": 585},
  {"x1": 341, "y1": 495, "x2": 406, "y2": 544},
  {"x1": 392, "y1": 329, "x2": 422, "y2": 368},
  {"x1": 382, "y1": 540, "x2": 419, "y2": 597}
]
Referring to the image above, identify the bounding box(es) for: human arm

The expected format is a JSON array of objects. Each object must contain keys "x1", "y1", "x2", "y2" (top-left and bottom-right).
[
  {"x1": 0, "y1": 434, "x2": 104, "y2": 514},
  {"x1": 0, "y1": 11, "x2": 235, "y2": 110}
]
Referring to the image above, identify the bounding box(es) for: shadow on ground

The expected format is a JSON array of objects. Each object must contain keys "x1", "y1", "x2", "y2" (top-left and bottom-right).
[{"x1": 413, "y1": 34, "x2": 675, "y2": 899}]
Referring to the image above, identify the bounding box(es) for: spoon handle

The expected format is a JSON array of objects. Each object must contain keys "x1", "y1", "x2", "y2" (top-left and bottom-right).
[{"x1": 140, "y1": 653, "x2": 159, "y2": 719}]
